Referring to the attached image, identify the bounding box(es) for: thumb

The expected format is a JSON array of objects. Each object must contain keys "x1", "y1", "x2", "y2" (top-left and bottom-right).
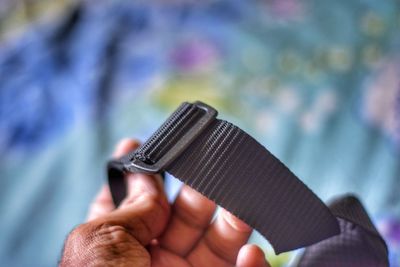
[
  {"x1": 96, "y1": 181, "x2": 170, "y2": 246},
  {"x1": 61, "y1": 162, "x2": 170, "y2": 267}
]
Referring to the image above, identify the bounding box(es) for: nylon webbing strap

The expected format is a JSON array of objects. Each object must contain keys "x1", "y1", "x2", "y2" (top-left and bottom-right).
[
  {"x1": 166, "y1": 119, "x2": 339, "y2": 253},
  {"x1": 107, "y1": 101, "x2": 388, "y2": 262}
]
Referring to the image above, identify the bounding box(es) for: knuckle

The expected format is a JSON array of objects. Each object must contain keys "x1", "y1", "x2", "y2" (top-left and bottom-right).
[
  {"x1": 121, "y1": 190, "x2": 156, "y2": 205},
  {"x1": 121, "y1": 193, "x2": 168, "y2": 214},
  {"x1": 93, "y1": 224, "x2": 133, "y2": 246},
  {"x1": 137, "y1": 194, "x2": 161, "y2": 209},
  {"x1": 61, "y1": 223, "x2": 148, "y2": 266}
]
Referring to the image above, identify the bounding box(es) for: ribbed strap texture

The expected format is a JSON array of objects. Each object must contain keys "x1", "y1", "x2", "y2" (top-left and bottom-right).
[
  {"x1": 166, "y1": 120, "x2": 340, "y2": 254},
  {"x1": 133, "y1": 102, "x2": 205, "y2": 163}
]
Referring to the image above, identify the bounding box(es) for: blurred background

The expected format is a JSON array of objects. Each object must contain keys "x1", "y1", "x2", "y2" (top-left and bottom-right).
[{"x1": 0, "y1": 0, "x2": 399, "y2": 266}]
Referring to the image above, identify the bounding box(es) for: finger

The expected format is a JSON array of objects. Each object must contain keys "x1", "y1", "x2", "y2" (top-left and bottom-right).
[
  {"x1": 119, "y1": 172, "x2": 168, "y2": 212},
  {"x1": 86, "y1": 185, "x2": 115, "y2": 221},
  {"x1": 64, "y1": 138, "x2": 169, "y2": 266},
  {"x1": 88, "y1": 182, "x2": 170, "y2": 247},
  {"x1": 64, "y1": 192, "x2": 170, "y2": 266},
  {"x1": 236, "y1": 244, "x2": 270, "y2": 267},
  {"x1": 113, "y1": 151, "x2": 170, "y2": 245},
  {"x1": 159, "y1": 185, "x2": 216, "y2": 256},
  {"x1": 150, "y1": 246, "x2": 191, "y2": 267},
  {"x1": 87, "y1": 139, "x2": 140, "y2": 221},
  {"x1": 113, "y1": 138, "x2": 140, "y2": 157},
  {"x1": 116, "y1": 139, "x2": 166, "y2": 210},
  {"x1": 187, "y1": 209, "x2": 252, "y2": 267}
]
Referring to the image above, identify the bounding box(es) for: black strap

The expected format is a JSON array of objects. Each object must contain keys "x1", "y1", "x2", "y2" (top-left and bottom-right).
[
  {"x1": 107, "y1": 101, "x2": 388, "y2": 263},
  {"x1": 167, "y1": 119, "x2": 339, "y2": 254},
  {"x1": 297, "y1": 195, "x2": 388, "y2": 266}
]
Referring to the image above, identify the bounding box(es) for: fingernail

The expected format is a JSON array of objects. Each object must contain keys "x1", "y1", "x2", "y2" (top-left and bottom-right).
[{"x1": 222, "y1": 209, "x2": 252, "y2": 232}]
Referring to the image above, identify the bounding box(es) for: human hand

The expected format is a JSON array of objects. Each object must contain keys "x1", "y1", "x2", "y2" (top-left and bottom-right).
[{"x1": 60, "y1": 139, "x2": 270, "y2": 267}]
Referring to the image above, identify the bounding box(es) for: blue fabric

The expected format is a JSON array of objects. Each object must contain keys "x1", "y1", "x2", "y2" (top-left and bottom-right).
[{"x1": 0, "y1": 1, "x2": 399, "y2": 266}]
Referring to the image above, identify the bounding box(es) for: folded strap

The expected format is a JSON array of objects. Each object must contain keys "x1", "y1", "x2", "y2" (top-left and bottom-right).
[
  {"x1": 297, "y1": 195, "x2": 389, "y2": 266},
  {"x1": 107, "y1": 101, "x2": 387, "y2": 262}
]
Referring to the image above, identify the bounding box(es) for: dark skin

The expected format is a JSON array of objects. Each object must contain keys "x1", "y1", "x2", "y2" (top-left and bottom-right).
[{"x1": 60, "y1": 139, "x2": 270, "y2": 267}]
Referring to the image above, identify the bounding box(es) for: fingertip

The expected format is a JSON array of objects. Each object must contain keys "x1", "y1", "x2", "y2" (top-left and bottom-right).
[
  {"x1": 221, "y1": 209, "x2": 252, "y2": 233},
  {"x1": 237, "y1": 244, "x2": 270, "y2": 267},
  {"x1": 113, "y1": 138, "x2": 140, "y2": 157},
  {"x1": 121, "y1": 173, "x2": 170, "y2": 217},
  {"x1": 86, "y1": 185, "x2": 115, "y2": 222},
  {"x1": 96, "y1": 185, "x2": 113, "y2": 201}
]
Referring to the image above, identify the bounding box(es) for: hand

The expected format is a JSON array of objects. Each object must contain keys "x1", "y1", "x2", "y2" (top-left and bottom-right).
[{"x1": 60, "y1": 139, "x2": 270, "y2": 267}]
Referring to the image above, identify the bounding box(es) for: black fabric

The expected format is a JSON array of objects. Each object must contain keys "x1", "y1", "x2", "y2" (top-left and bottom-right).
[
  {"x1": 107, "y1": 101, "x2": 388, "y2": 264},
  {"x1": 297, "y1": 195, "x2": 389, "y2": 266},
  {"x1": 166, "y1": 119, "x2": 339, "y2": 254}
]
